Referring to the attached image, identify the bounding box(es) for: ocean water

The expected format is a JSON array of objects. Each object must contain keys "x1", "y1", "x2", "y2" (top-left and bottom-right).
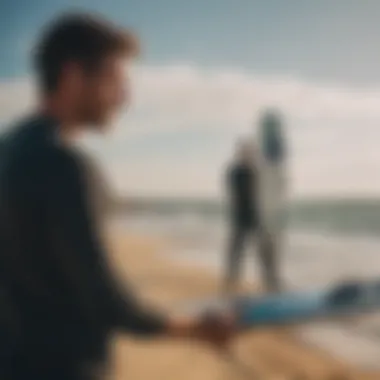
[
  {"x1": 119, "y1": 198, "x2": 380, "y2": 288},
  {"x1": 117, "y1": 198, "x2": 380, "y2": 368}
]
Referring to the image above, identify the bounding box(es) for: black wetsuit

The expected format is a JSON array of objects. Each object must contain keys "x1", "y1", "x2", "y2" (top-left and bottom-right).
[
  {"x1": 228, "y1": 162, "x2": 258, "y2": 229},
  {"x1": 225, "y1": 162, "x2": 279, "y2": 291},
  {"x1": 0, "y1": 114, "x2": 166, "y2": 380}
]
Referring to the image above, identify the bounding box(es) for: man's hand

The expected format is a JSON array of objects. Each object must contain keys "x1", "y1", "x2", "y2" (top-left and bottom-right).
[
  {"x1": 193, "y1": 311, "x2": 237, "y2": 348},
  {"x1": 166, "y1": 311, "x2": 236, "y2": 349}
]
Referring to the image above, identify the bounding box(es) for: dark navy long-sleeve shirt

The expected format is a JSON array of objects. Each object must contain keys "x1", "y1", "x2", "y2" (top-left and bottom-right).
[{"x1": 0, "y1": 114, "x2": 166, "y2": 376}]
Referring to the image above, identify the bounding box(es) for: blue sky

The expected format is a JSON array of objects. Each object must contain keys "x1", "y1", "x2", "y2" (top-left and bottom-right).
[
  {"x1": 1, "y1": 0, "x2": 380, "y2": 85},
  {"x1": 1, "y1": 0, "x2": 380, "y2": 197}
]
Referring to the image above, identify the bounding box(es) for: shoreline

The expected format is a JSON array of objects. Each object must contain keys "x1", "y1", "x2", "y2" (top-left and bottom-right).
[{"x1": 105, "y1": 229, "x2": 380, "y2": 380}]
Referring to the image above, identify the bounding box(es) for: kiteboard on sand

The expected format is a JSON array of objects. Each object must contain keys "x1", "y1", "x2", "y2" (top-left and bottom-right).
[{"x1": 180, "y1": 280, "x2": 380, "y2": 328}]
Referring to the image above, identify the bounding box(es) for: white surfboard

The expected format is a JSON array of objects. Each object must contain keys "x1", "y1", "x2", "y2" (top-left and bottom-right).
[
  {"x1": 258, "y1": 109, "x2": 287, "y2": 230},
  {"x1": 256, "y1": 109, "x2": 287, "y2": 289}
]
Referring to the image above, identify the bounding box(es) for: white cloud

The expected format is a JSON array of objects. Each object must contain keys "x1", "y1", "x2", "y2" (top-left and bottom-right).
[
  {"x1": 129, "y1": 65, "x2": 380, "y2": 127},
  {"x1": 0, "y1": 78, "x2": 35, "y2": 123},
  {"x1": 1, "y1": 64, "x2": 380, "y2": 198}
]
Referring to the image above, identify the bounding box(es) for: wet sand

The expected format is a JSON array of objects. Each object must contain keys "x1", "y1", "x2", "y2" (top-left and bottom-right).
[{"x1": 105, "y1": 231, "x2": 380, "y2": 380}]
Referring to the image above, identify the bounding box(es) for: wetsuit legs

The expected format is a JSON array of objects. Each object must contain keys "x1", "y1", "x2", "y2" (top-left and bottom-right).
[
  {"x1": 224, "y1": 226, "x2": 282, "y2": 293},
  {"x1": 224, "y1": 226, "x2": 248, "y2": 292}
]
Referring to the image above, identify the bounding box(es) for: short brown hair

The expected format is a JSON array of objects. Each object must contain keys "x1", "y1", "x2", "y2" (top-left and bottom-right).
[{"x1": 33, "y1": 12, "x2": 138, "y2": 94}]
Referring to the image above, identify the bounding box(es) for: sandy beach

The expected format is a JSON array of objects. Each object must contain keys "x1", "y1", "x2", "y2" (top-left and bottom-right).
[{"x1": 100, "y1": 229, "x2": 380, "y2": 380}]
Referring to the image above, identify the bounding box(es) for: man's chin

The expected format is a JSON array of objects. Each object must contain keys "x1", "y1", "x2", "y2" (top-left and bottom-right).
[{"x1": 87, "y1": 118, "x2": 113, "y2": 133}]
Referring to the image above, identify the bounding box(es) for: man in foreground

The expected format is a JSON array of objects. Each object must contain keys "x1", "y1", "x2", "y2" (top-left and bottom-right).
[{"x1": 0, "y1": 13, "x2": 234, "y2": 380}]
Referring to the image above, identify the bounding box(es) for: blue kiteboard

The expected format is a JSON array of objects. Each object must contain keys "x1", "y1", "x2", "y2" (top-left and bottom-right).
[{"x1": 182, "y1": 280, "x2": 380, "y2": 327}]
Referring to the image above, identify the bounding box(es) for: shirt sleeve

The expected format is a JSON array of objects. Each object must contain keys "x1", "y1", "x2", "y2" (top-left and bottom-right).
[{"x1": 39, "y1": 147, "x2": 167, "y2": 337}]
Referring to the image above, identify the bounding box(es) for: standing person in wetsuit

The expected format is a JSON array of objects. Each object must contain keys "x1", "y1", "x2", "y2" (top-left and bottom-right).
[
  {"x1": 0, "y1": 13, "x2": 235, "y2": 380},
  {"x1": 224, "y1": 139, "x2": 259, "y2": 292},
  {"x1": 224, "y1": 139, "x2": 279, "y2": 293}
]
